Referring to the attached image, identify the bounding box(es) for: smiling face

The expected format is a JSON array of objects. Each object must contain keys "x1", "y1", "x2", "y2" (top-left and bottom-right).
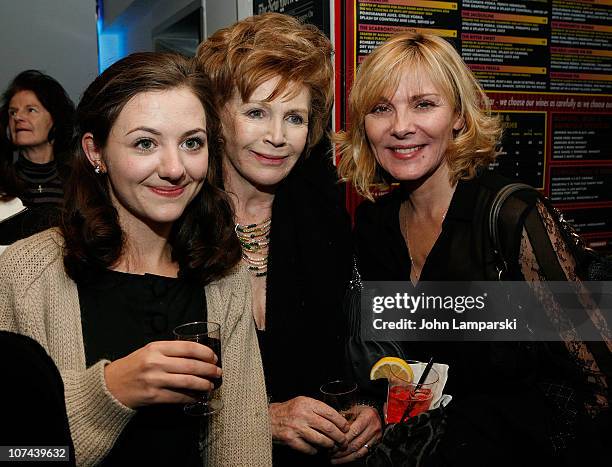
[
  {"x1": 221, "y1": 76, "x2": 310, "y2": 192},
  {"x1": 7, "y1": 90, "x2": 54, "y2": 148},
  {"x1": 364, "y1": 68, "x2": 464, "y2": 183},
  {"x1": 83, "y1": 87, "x2": 209, "y2": 233}
]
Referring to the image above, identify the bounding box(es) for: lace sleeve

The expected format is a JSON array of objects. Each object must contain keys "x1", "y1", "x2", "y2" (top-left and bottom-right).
[
  {"x1": 518, "y1": 200, "x2": 610, "y2": 413},
  {"x1": 519, "y1": 201, "x2": 578, "y2": 281}
]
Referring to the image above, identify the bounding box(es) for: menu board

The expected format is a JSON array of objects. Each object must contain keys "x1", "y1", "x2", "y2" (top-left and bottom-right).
[
  {"x1": 341, "y1": 0, "x2": 612, "y2": 249},
  {"x1": 489, "y1": 111, "x2": 546, "y2": 189},
  {"x1": 253, "y1": 0, "x2": 330, "y2": 36}
]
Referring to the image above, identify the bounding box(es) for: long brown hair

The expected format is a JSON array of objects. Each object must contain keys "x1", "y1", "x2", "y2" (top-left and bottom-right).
[{"x1": 62, "y1": 52, "x2": 240, "y2": 284}]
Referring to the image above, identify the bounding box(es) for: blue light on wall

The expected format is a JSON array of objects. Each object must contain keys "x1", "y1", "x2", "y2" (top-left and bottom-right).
[{"x1": 96, "y1": 0, "x2": 127, "y2": 73}]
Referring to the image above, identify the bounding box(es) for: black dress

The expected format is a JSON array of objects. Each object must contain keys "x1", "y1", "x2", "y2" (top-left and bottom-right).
[
  {"x1": 259, "y1": 147, "x2": 354, "y2": 466},
  {"x1": 77, "y1": 268, "x2": 206, "y2": 466},
  {"x1": 354, "y1": 172, "x2": 610, "y2": 466}
]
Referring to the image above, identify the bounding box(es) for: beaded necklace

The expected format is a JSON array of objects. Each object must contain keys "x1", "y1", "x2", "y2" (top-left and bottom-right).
[{"x1": 235, "y1": 217, "x2": 271, "y2": 277}]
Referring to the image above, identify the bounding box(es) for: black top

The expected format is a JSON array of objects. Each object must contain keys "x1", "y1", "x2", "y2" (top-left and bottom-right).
[
  {"x1": 259, "y1": 146, "x2": 354, "y2": 466},
  {"x1": 354, "y1": 171, "x2": 534, "y2": 283},
  {"x1": 15, "y1": 153, "x2": 64, "y2": 206},
  {"x1": 0, "y1": 153, "x2": 63, "y2": 244},
  {"x1": 77, "y1": 268, "x2": 206, "y2": 466},
  {"x1": 354, "y1": 172, "x2": 609, "y2": 465},
  {"x1": 354, "y1": 172, "x2": 545, "y2": 392}
]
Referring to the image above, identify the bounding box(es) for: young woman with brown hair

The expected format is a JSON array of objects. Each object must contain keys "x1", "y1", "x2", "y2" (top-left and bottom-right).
[{"x1": 0, "y1": 52, "x2": 270, "y2": 466}]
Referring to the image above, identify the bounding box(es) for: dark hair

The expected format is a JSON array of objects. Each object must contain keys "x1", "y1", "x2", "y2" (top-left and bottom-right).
[
  {"x1": 0, "y1": 70, "x2": 75, "y2": 197},
  {"x1": 61, "y1": 52, "x2": 241, "y2": 284}
]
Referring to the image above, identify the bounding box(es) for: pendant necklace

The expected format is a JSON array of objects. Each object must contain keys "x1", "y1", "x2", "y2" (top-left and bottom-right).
[{"x1": 402, "y1": 204, "x2": 448, "y2": 283}]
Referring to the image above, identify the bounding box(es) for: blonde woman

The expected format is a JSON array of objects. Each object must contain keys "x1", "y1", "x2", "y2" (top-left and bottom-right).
[{"x1": 337, "y1": 31, "x2": 610, "y2": 465}]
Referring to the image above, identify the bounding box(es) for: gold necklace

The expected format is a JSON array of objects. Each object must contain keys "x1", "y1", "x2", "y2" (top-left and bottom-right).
[
  {"x1": 235, "y1": 217, "x2": 271, "y2": 277},
  {"x1": 400, "y1": 203, "x2": 448, "y2": 283}
]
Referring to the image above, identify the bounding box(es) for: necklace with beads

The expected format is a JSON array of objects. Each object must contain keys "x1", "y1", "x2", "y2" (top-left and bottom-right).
[{"x1": 235, "y1": 217, "x2": 271, "y2": 277}]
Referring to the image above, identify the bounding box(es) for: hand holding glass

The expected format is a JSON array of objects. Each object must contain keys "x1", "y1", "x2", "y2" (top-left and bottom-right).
[
  {"x1": 173, "y1": 321, "x2": 222, "y2": 416},
  {"x1": 319, "y1": 380, "x2": 358, "y2": 422}
]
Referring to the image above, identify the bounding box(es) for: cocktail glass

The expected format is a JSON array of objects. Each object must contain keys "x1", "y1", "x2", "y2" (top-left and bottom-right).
[{"x1": 385, "y1": 366, "x2": 439, "y2": 424}]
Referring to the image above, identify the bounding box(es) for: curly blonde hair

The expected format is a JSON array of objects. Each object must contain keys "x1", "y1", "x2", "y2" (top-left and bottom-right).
[
  {"x1": 195, "y1": 13, "x2": 334, "y2": 155},
  {"x1": 336, "y1": 31, "x2": 501, "y2": 200}
]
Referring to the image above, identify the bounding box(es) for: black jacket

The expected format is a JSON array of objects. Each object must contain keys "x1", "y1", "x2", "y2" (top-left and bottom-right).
[{"x1": 260, "y1": 147, "x2": 354, "y2": 466}]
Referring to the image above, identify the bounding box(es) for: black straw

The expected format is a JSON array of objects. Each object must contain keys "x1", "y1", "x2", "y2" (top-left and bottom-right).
[{"x1": 400, "y1": 357, "x2": 434, "y2": 423}]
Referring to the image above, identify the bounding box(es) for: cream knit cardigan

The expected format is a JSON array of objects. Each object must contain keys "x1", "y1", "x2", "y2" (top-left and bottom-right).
[{"x1": 0, "y1": 229, "x2": 272, "y2": 466}]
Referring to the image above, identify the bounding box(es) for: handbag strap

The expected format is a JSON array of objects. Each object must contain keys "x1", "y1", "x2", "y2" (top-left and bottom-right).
[
  {"x1": 488, "y1": 182, "x2": 534, "y2": 279},
  {"x1": 489, "y1": 182, "x2": 596, "y2": 279}
]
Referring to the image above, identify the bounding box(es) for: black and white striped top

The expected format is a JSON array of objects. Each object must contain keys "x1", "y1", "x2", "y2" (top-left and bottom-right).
[{"x1": 15, "y1": 153, "x2": 64, "y2": 206}]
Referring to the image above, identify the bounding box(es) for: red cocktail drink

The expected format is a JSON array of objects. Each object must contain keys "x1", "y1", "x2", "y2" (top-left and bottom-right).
[
  {"x1": 385, "y1": 364, "x2": 439, "y2": 424},
  {"x1": 386, "y1": 386, "x2": 433, "y2": 424}
]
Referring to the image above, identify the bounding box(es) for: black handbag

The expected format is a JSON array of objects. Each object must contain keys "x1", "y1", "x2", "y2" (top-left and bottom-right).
[
  {"x1": 488, "y1": 182, "x2": 612, "y2": 281},
  {"x1": 365, "y1": 405, "x2": 448, "y2": 467},
  {"x1": 488, "y1": 182, "x2": 612, "y2": 455}
]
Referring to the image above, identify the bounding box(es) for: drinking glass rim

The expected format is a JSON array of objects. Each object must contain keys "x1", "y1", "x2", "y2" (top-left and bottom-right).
[
  {"x1": 319, "y1": 379, "x2": 358, "y2": 396},
  {"x1": 389, "y1": 365, "x2": 439, "y2": 386},
  {"x1": 173, "y1": 320, "x2": 221, "y2": 338}
]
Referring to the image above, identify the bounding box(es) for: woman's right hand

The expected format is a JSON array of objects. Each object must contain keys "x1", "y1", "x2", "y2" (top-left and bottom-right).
[
  {"x1": 104, "y1": 341, "x2": 221, "y2": 409},
  {"x1": 269, "y1": 396, "x2": 350, "y2": 454}
]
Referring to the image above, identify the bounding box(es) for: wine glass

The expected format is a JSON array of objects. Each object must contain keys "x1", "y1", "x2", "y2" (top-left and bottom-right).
[
  {"x1": 319, "y1": 379, "x2": 358, "y2": 422},
  {"x1": 173, "y1": 321, "x2": 223, "y2": 416}
]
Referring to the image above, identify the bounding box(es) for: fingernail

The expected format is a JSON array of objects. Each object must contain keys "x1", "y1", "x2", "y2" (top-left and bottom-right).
[{"x1": 216, "y1": 367, "x2": 223, "y2": 377}]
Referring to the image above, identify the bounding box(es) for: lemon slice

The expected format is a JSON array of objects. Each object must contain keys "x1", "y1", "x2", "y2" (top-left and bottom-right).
[{"x1": 370, "y1": 357, "x2": 414, "y2": 382}]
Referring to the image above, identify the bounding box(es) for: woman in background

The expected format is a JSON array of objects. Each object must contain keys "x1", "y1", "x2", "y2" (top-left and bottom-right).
[
  {"x1": 197, "y1": 12, "x2": 381, "y2": 465},
  {"x1": 0, "y1": 52, "x2": 271, "y2": 466},
  {"x1": 337, "y1": 31, "x2": 610, "y2": 465},
  {"x1": 0, "y1": 70, "x2": 74, "y2": 243}
]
